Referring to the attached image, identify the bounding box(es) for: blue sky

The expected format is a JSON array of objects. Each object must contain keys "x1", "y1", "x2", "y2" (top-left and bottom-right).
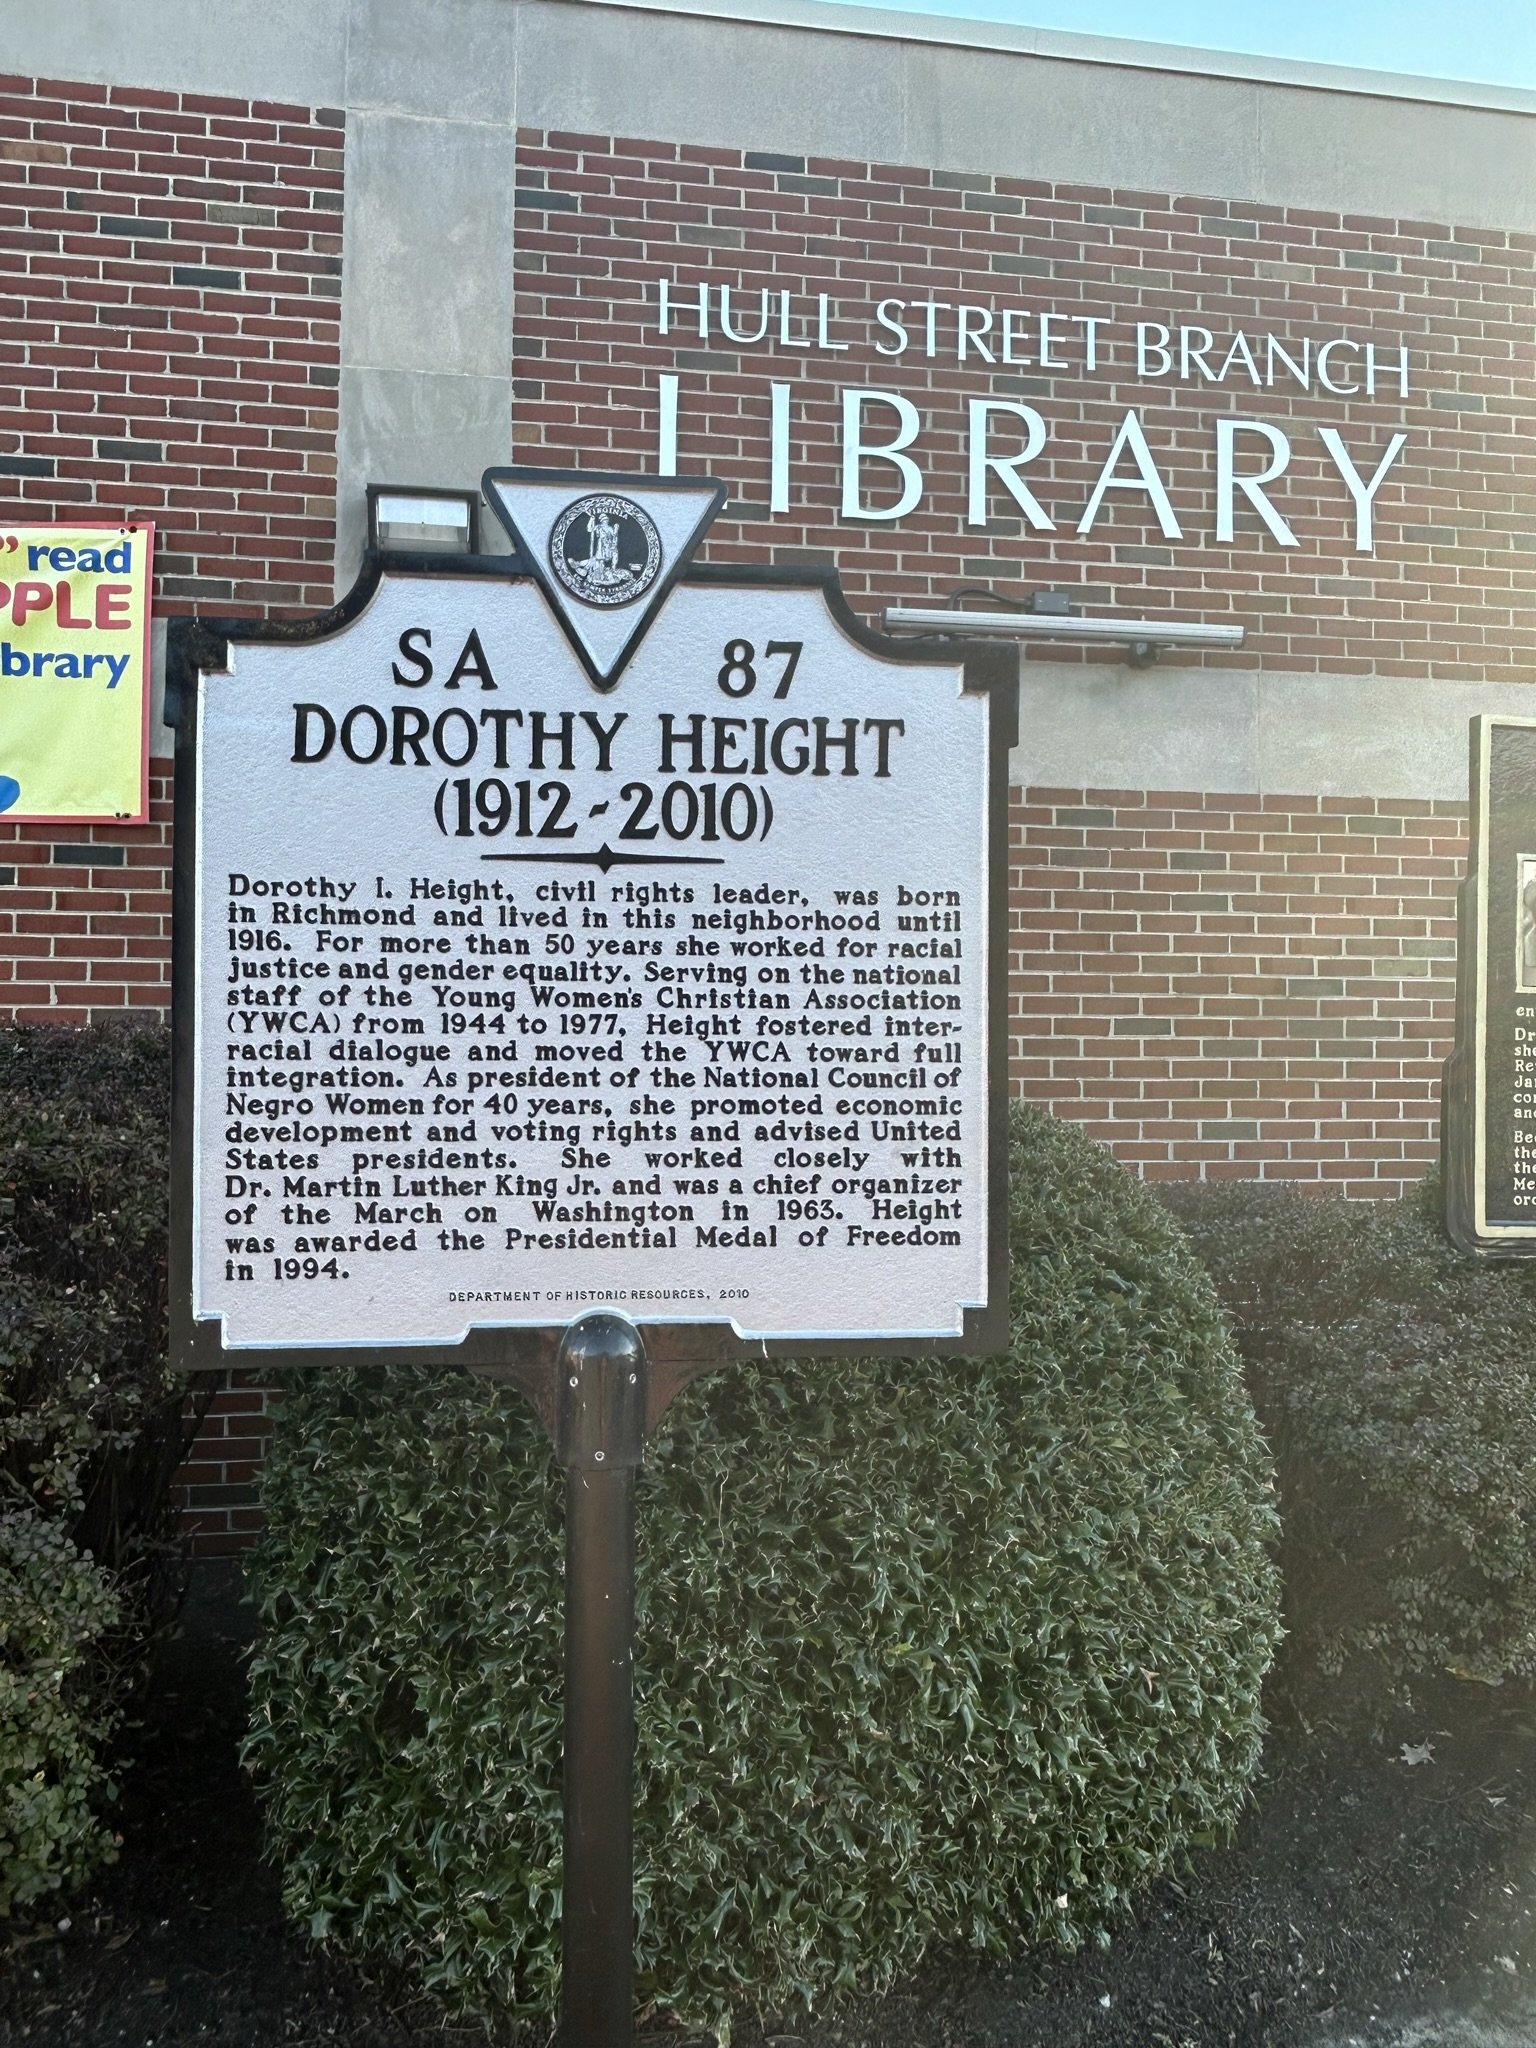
[{"x1": 823, "y1": 0, "x2": 1536, "y2": 89}]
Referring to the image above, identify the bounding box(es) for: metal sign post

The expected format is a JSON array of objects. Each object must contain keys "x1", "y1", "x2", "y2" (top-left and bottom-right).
[
  {"x1": 167, "y1": 466, "x2": 1015, "y2": 2040},
  {"x1": 556, "y1": 1312, "x2": 647, "y2": 2046}
]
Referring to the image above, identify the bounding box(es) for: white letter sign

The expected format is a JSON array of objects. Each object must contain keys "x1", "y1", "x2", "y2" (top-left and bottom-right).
[{"x1": 170, "y1": 469, "x2": 1013, "y2": 1370}]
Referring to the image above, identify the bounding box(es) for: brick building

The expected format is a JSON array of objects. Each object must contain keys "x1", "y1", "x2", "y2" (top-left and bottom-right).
[{"x1": 3, "y1": 0, "x2": 1534, "y2": 1543}]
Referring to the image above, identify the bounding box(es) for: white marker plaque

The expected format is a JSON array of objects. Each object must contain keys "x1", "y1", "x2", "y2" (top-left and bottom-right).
[{"x1": 171, "y1": 472, "x2": 1013, "y2": 1366}]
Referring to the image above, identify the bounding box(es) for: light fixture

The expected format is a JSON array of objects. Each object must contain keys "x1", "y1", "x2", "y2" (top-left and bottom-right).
[
  {"x1": 882, "y1": 603, "x2": 1245, "y2": 668},
  {"x1": 367, "y1": 485, "x2": 480, "y2": 554}
]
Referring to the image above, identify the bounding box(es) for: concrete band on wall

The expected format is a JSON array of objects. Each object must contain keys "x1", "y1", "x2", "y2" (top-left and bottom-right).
[
  {"x1": 17, "y1": 0, "x2": 1536, "y2": 798},
  {"x1": 138, "y1": 663, "x2": 1536, "y2": 805}
]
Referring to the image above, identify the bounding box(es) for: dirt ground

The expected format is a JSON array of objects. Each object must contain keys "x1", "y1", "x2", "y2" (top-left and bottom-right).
[{"x1": 4, "y1": 1565, "x2": 1536, "y2": 2048}]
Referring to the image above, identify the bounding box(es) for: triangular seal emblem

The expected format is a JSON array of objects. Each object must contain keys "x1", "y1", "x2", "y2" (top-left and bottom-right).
[{"x1": 482, "y1": 466, "x2": 727, "y2": 692}]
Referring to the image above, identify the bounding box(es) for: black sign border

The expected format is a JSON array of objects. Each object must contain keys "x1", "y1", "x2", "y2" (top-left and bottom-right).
[
  {"x1": 167, "y1": 548, "x2": 1018, "y2": 1403},
  {"x1": 1443, "y1": 712, "x2": 1536, "y2": 1257}
]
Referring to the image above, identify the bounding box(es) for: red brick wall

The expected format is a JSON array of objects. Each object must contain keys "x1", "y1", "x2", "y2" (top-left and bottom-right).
[
  {"x1": 0, "y1": 767, "x2": 172, "y2": 1019},
  {"x1": 176, "y1": 1370, "x2": 273, "y2": 1556},
  {"x1": 500, "y1": 120, "x2": 1510, "y2": 1208},
  {"x1": 0, "y1": 74, "x2": 343, "y2": 1023},
  {"x1": 511, "y1": 129, "x2": 1536, "y2": 679},
  {"x1": 1010, "y1": 789, "x2": 1464, "y2": 1198},
  {"x1": 0, "y1": 105, "x2": 1510, "y2": 1548}
]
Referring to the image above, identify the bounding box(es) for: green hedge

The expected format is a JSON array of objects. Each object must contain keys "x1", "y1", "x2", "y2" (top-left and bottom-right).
[
  {"x1": 0, "y1": 1022, "x2": 181, "y2": 1917},
  {"x1": 245, "y1": 1102, "x2": 1281, "y2": 2025},
  {"x1": 0, "y1": 1512, "x2": 120, "y2": 1915},
  {"x1": 1167, "y1": 1176, "x2": 1536, "y2": 1688}
]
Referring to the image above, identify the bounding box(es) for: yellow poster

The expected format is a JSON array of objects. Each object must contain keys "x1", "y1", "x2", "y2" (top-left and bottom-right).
[{"x1": 0, "y1": 521, "x2": 154, "y2": 822}]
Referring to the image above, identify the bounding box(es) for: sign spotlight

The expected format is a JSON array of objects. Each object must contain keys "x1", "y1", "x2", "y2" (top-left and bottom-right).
[{"x1": 366, "y1": 484, "x2": 480, "y2": 555}]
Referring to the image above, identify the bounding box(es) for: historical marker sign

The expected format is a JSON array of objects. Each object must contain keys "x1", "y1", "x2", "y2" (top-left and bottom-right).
[
  {"x1": 1444, "y1": 714, "x2": 1536, "y2": 1255},
  {"x1": 169, "y1": 471, "x2": 1014, "y2": 1369}
]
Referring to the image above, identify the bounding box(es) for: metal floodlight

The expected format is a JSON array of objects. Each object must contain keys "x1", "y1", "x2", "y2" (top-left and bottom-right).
[
  {"x1": 367, "y1": 484, "x2": 479, "y2": 554},
  {"x1": 882, "y1": 601, "x2": 1246, "y2": 668}
]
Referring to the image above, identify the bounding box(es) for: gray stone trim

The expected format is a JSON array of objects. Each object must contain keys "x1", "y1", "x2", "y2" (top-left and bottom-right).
[
  {"x1": 10, "y1": 0, "x2": 348, "y2": 106},
  {"x1": 579, "y1": 0, "x2": 1536, "y2": 119},
  {"x1": 511, "y1": 2, "x2": 1536, "y2": 229},
  {"x1": 333, "y1": 105, "x2": 518, "y2": 587},
  {"x1": 25, "y1": 0, "x2": 1536, "y2": 121},
  {"x1": 335, "y1": 368, "x2": 515, "y2": 585},
  {"x1": 1011, "y1": 667, "x2": 1534, "y2": 800},
  {"x1": 149, "y1": 619, "x2": 171, "y2": 758},
  {"x1": 17, "y1": 3, "x2": 1535, "y2": 215}
]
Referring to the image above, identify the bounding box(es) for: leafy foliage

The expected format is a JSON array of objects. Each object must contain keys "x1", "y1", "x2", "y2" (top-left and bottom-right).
[
  {"x1": 0, "y1": 1511, "x2": 120, "y2": 1915},
  {"x1": 1166, "y1": 1176, "x2": 1536, "y2": 1686},
  {"x1": 245, "y1": 1102, "x2": 1280, "y2": 2024},
  {"x1": 0, "y1": 1022, "x2": 185, "y2": 1915},
  {"x1": 1, "y1": 1022, "x2": 184, "y2": 1567}
]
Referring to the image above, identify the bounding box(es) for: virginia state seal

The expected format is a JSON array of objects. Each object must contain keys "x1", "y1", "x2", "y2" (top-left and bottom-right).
[{"x1": 548, "y1": 495, "x2": 663, "y2": 608}]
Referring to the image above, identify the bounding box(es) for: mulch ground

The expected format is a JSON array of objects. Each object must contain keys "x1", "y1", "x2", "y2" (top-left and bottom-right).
[{"x1": 5, "y1": 1565, "x2": 1536, "y2": 2048}]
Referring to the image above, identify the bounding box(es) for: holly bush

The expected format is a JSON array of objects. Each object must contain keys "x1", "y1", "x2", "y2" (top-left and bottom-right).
[
  {"x1": 1168, "y1": 1174, "x2": 1536, "y2": 1688},
  {"x1": 0, "y1": 1022, "x2": 184, "y2": 1917},
  {"x1": 245, "y1": 1101, "x2": 1281, "y2": 2025},
  {"x1": 0, "y1": 1510, "x2": 120, "y2": 1915}
]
